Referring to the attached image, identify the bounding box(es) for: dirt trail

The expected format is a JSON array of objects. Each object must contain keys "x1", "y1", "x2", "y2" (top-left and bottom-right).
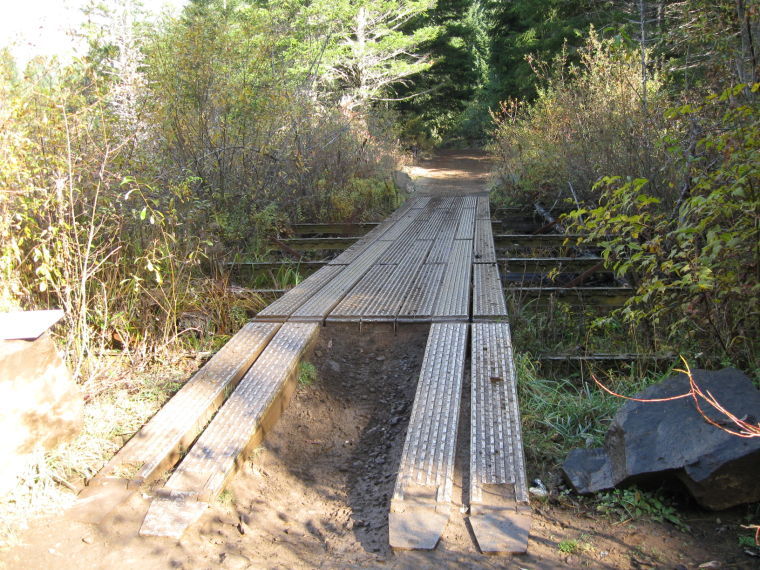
[
  {"x1": 409, "y1": 149, "x2": 493, "y2": 196},
  {"x1": 1, "y1": 152, "x2": 755, "y2": 569}
]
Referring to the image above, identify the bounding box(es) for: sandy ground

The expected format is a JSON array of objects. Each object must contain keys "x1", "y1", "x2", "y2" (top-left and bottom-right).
[
  {"x1": 409, "y1": 149, "x2": 493, "y2": 195},
  {"x1": 1, "y1": 152, "x2": 757, "y2": 569}
]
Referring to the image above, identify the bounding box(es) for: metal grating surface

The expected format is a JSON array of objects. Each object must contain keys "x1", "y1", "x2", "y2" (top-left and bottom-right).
[
  {"x1": 455, "y1": 207, "x2": 476, "y2": 240},
  {"x1": 256, "y1": 266, "x2": 344, "y2": 319},
  {"x1": 472, "y1": 263, "x2": 508, "y2": 320},
  {"x1": 425, "y1": 221, "x2": 458, "y2": 264},
  {"x1": 461, "y1": 195, "x2": 477, "y2": 208},
  {"x1": 473, "y1": 219, "x2": 497, "y2": 263},
  {"x1": 389, "y1": 323, "x2": 468, "y2": 549},
  {"x1": 97, "y1": 322, "x2": 280, "y2": 485},
  {"x1": 291, "y1": 240, "x2": 393, "y2": 321},
  {"x1": 163, "y1": 323, "x2": 319, "y2": 498},
  {"x1": 394, "y1": 322, "x2": 467, "y2": 496},
  {"x1": 328, "y1": 265, "x2": 393, "y2": 320},
  {"x1": 432, "y1": 239, "x2": 472, "y2": 320},
  {"x1": 476, "y1": 196, "x2": 491, "y2": 220},
  {"x1": 360, "y1": 242, "x2": 432, "y2": 320},
  {"x1": 397, "y1": 264, "x2": 446, "y2": 321},
  {"x1": 470, "y1": 322, "x2": 528, "y2": 504}
]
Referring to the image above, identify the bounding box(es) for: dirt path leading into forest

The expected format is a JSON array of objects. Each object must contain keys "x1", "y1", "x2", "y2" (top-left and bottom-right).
[
  {"x1": 1, "y1": 151, "x2": 754, "y2": 570},
  {"x1": 408, "y1": 149, "x2": 493, "y2": 195}
]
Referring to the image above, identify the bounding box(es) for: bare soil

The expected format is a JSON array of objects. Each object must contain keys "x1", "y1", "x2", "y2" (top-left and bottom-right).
[{"x1": 1, "y1": 152, "x2": 757, "y2": 569}]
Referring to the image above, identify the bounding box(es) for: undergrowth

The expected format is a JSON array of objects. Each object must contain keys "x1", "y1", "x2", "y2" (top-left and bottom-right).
[
  {"x1": 596, "y1": 487, "x2": 689, "y2": 532},
  {"x1": 515, "y1": 353, "x2": 671, "y2": 471}
]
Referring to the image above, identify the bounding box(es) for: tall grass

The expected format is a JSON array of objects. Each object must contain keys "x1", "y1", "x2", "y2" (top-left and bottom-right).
[{"x1": 515, "y1": 353, "x2": 674, "y2": 472}]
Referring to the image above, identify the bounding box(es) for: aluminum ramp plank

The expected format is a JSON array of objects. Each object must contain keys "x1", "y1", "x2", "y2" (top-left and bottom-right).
[
  {"x1": 461, "y1": 195, "x2": 477, "y2": 208},
  {"x1": 470, "y1": 322, "x2": 531, "y2": 553},
  {"x1": 378, "y1": 218, "x2": 429, "y2": 264},
  {"x1": 291, "y1": 240, "x2": 393, "y2": 321},
  {"x1": 408, "y1": 196, "x2": 431, "y2": 209},
  {"x1": 327, "y1": 198, "x2": 418, "y2": 266},
  {"x1": 327, "y1": 265, "x2": 394, "y2": 321},
  {"x1": 455, "y1": 206, "x2": 476, "y2": 240},
  {"x1": 327, "y1": 218, "x2": 393, "y2": 266},
  {"x1": 473, "y1": 218, "x2": 497, "y2": 264},
  {"x1": 397, "y1": 264, "x2": 446, "y2": 322},
  {"x1": 359, "y1": 242, "x2": 433, "y2": 321},
  {"x1": 68, "y1": 322, "x2": 280, "y2": 523},
  {"x1": 473, "y1": 263, "x2": 508, "y2": 321},
  {"x1": 425, "y1": 221, "x2": 458, "y2": 264},
  {"x1": 389, "y1": 323, "x2": 468, "y2": 550},
  {"x1": 380, "y1": 209, "x2": 425, "y2": 242},
  {"x1": 432, "y1": 240, "x2": 472, "y2": 321},
  {"x1": 415, "y1": 208, "x2": 447, "y2": 241},
  {"x1": 140, "y1": 322, "x2": 319, "y2": 539},
  {"x1": 255, "y1": 265, "x2": 345, "y2": 320},
  {"x1": 476, "y1": 196, "x2": 491, "y2": 220}
]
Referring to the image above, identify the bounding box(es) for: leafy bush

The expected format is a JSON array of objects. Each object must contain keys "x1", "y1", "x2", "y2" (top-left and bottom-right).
[
  {"x1": 564, "y1": 84, "x2": 760, "y2": 370},
  {"x1": 0, "y1": 2, "x2": 405, "y2": 380},
  {"x1": 597, "y1": 487, "x2": 689, "y2": 532},
  {"x1": 488, "y1": 31, "x2": 675, "y2": 206}
]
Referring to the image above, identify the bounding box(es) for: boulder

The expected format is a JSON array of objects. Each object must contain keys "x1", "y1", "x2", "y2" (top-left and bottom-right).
[
  {"x1": 0, "y1": 332, "x2": 83, "y2": 495},
  {"x1": 392, "y1": 169, "x2": 417, "y2": 195},
  {"x1": 562, "y1": 368, "x2": 760, "y2": 510}
]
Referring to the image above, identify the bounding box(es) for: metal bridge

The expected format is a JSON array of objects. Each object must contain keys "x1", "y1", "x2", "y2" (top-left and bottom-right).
[{"x1": 70, "y1": 193, "x2": 531, "y2": 553}]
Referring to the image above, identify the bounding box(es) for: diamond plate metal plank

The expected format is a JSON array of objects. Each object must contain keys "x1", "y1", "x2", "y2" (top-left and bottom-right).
[
  {"x1": 96, "y1": 322, "x2": 280, "y2": 486},
  {"x1": 432, "y1": 240, "x2": 472, "y2": 321},
  {"x1": 389, "y1": 323, "x2": 468, "y2": 549},
  {"x1": 256, "y1": 265, "x2": 344, "y2": 320},
  {"x1": 397, "y1": 264, "x2": 446, "y2": 322},
  {"x1": 473, "y1": 218, "x2": 497, "y2": 263},
  {"x1": 470, "y1": 322, "x2": 531, "y2": 553},
  {"x1": 473, "y1": 263, "x2": 508, "y2": 321}
]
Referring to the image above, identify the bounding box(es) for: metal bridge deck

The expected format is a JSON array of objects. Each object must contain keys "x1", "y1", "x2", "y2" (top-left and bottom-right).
[
  {"x1": 140, "y1": 322, "x2": 319, "y2": 538},
  {"x1": 75, "y1": 192, "x2": 531, "y2": 552},
  {"x1": 252, "y1": 195, "x2": 500, "y2": 325}
]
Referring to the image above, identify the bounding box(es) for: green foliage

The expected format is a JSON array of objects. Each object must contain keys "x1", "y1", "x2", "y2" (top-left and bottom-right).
[
  {"x1": 298, "y1": 361, "x2": 318, "y2": 386},
  {"x1": 564, "y1": 84, "x2": 760, "y2": 369},
  {"x1": 0, "y1": 0, "x2": 405, "y2": 382},
  {"x1": 515, "y1": 353, "x2": 663, "y2": 469},
  {"x1": 216, "y1": 489, "x2": 235, "y2": 509},
  {"x1": 395, "y1": 0, "x2": 492, "y2": 143},
  {"x1": 489, "y1": 30, "x2": 672, "y2": 205},
  {"x1": 557, "y1": 539, "x2": 579, "y2": 554},
  {"x1": 597, "y1": 487, "x2": 689, "y2": 532}
]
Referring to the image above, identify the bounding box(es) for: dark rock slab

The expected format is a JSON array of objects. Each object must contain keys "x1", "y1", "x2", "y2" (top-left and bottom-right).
[{"x1": 563, "y1": 368, "x2": 760, "y2": 510}]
